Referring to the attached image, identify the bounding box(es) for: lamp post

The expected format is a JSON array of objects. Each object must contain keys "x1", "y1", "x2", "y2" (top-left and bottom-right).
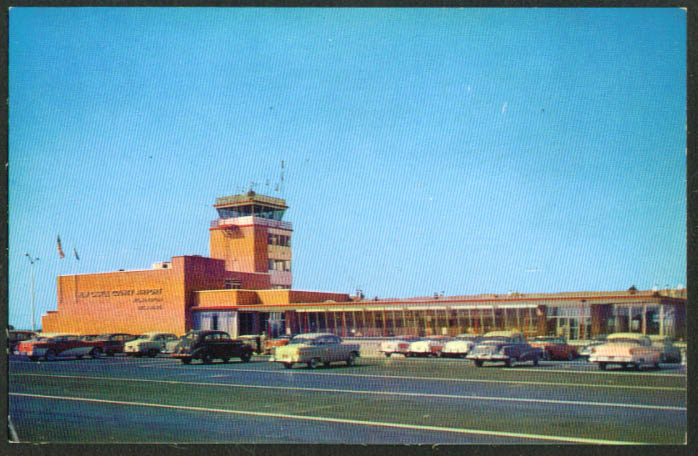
[{"x1": 25, "y1": 254, "x2": 39, "y2": 332}]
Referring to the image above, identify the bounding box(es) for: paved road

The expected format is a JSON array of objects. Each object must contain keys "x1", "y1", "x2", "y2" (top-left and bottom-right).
[{"x1": 8, "y1": 354, "x2": 686, "y2": 444}]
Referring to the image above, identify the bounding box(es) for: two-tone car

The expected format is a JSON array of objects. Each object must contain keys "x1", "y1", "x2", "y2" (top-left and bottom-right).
[
  {"x1": 588, "y1": 332, "x2": 662, "y2": 370},
  {"x1": 379, "y1": 335, "x2": 421, "y2": 358},
  {"x1": 466, "y1": 330, "x2": 542, "y2": 367},
  {"x1": 407, "y1": 337, "x2": 450, "y2": 357},
  {"x1": 16, "y1": 334, "x2": 103, "y2": 361},
  {"x1": 171, "y1": 330, "x2": 254, "y2": 364},
  {"x1": 440, "y1": 334, "x2": 482, "y2": 359},
  {"x1": 271, "y1": 332, "x2": 360, "y2": 369},
  {"x1": 80, "y1": 333, "x2": 138, "y2": 356},
  {"x1": 579, "y1": 335, "x2": 607, "y2": 360},
  {"x1": 529, "y1": 336, "x2": 578, "y2": 361},
  {"x1": 124, "y1": 332, "x2": 177, "y2": 357}
]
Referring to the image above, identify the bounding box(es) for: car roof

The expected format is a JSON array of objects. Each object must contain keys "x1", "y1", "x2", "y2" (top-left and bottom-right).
[
  {"x1": 483, "y1": 330, "x2": 522, "y2": 337},
  {"x1": 292, "y1": 332, "x2": 338, "y2": 339},
  {"x1": 607, "y1": 332, "x2": 646, "y2": 340}
]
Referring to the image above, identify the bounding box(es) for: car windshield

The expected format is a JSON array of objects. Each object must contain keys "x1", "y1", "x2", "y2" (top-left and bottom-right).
[
  {"x1": 136, "y1": 335, "x2": 150, "y2": 340},
  {"x1": 183, "y1": 332, "x2": 200, "y2": 341},
  {"x1": 533, "y1": 338, "x2": 556, "y2": 343},
  {"x1": 289, "y1": 336, "x2": 317, "y2": 345}
]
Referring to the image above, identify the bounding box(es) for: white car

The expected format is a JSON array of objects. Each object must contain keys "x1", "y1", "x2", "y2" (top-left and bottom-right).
[
  {"x1": 407, "y1": 337, "x2": 450, "y2": 357},
  {"x1": 379, "y1": 336, "x2": 421, "y2": 357},
  {"x1": 440, "y1": 334, "x2": 482, "y2": 358},
  {"x1": 588, "y1": 333, "x2": 662, "y2": 370},
  {"x1": 124, "y1": 332, "x2": 177, "y2": 357}
]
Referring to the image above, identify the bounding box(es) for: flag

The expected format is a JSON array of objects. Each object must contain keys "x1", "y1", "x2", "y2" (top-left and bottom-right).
[
  {"x1": 73, "y1": 248, "x2": 80, "y2": 261},
  {"x1": 57, "y1": 235, "x2": 65, "y2": 259}
]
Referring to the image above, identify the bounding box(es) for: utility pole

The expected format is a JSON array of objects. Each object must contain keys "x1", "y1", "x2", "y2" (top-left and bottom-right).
[{"x1": 25, "y1": 254, "x2": 39, "y2": 332}]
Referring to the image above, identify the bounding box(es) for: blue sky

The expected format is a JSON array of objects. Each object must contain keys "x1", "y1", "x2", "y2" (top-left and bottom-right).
[{"x1": 9, "y1": 8, "x2": 686, "y2": 330}]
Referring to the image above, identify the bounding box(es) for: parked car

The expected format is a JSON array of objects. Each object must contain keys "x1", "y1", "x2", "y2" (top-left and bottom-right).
[
  {"x1": 270, "y1": 332, "x2": 360, "y2": 369},
  {"x1": 440, "y1": 334, "x2": 482, "y2": 359},
  {"x1": 379, "y1": 335, "x2": 421, "y2": 357},
  {"x1": 172, "y1": 330, "x2": 254, "y2": 364},
  {"x1": 466, "y1": 330, "x2": 542, "y2": 367},
  {"x1": 588, "y1": 333, "x2": 662, "y2": 370},
  {"x1": 124, "y1": 332, "x2": 177, "y2": 357},
  {"x1": 578, "y1": 335, "x2": 607, "y2": 359},
  {"x1": 238, "y1": 334, "x2": 265, "y2": 354},
  {"x1": 164, "y1": 335, "x2": 187, "y2": 354},
  {"x1": 16, "y1": 334, "x2": 102, "y2": 361},
  {"x1": 407, "y1": 337, "x2": 450, "y2": 357},
  {"x1": 264, "y1": 334, "x2": 293, "y2": 355},
  {"x1": 80, "y1": 333, "x2": 137, "y2": 356},
  {"x1": 529, "y1": 336, "x2": 578, "y2": 361},
  {"x1": 8, "y1": 330, "x2": 36, "y2": 354},
  {"x1": 649, "y1": 335, "x2": 682, "y2": 364}
]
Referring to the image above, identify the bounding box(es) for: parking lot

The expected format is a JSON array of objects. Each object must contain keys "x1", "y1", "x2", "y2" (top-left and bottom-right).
[{"x1": 8, "y1": 353, "x2": 686, "y2": 444}]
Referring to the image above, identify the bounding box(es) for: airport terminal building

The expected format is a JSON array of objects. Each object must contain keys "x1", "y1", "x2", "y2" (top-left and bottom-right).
[{"x1": 42, "y1": 192, "x2": 687, "y2": 341}]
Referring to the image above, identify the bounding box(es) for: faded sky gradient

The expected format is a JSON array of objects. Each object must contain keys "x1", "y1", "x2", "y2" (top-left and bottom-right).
[{"x1": 9, "y1": 8, "x2": 686, "y2": 330}]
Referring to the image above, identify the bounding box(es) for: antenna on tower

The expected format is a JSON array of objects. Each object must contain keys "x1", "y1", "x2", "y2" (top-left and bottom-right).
[{"x1": 280, "y1": 159, "x2": 285, "y2": 194}]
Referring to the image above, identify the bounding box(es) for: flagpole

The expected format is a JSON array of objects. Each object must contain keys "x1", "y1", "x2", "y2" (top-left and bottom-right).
[{"x1": 24, "y1": 254, "x2": 39, "y2": 332}]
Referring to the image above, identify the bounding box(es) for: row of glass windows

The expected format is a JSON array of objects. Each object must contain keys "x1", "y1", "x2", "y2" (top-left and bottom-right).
[
  {"x1": 250, "y1": 305, "x2": 679, "y2": 340},
  {"x1": 268, "y1": 259, "x2": 291, "y2": 272},
  {"x1": 217, "y1": 205, "x2": 285, "y2": 221},
  {"x1": 268, "y1": 234, "x2": 291, "y2": 247}
]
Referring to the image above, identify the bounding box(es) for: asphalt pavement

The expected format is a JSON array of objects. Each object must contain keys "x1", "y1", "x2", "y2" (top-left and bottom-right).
[{"x1": 8, "y1": 354, "x2": 686, "y2": 444}]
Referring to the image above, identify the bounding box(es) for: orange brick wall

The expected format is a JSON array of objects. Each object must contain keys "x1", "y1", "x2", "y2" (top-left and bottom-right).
[
  {"x1": 42, "y1": 256, "x2": 227, "y2": 336},
  {"x1": 226, "y1": 270, "x2": 271, "y2": 289},
  {"x1": 210, "y1": 225, "x2": 269, "y2": 273},
  {"x1": 195, "y1": 290, "x2": 260, "y2": 307}
]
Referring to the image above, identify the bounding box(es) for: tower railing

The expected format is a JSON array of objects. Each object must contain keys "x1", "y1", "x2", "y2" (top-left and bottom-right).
[{"x1": 210, "y1": 216, "x2": 293, "y2": 231}]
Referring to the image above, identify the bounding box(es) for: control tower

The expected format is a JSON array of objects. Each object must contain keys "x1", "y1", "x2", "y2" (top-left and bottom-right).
[{"x1": 209, "y1": 190, "x2": 292, "y2": 289}]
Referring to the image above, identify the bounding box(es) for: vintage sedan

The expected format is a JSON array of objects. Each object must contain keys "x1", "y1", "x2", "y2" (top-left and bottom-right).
[
  {"x1": 8, "y1": 330, "x2": 36, "y2": 354},
  {"x1": 16, "y1": 334, "x2": 102, "y2": 361},
  {"x1": 264, "y1": 334, "x2": 293, "y2": 355},
  {"x1": 588, "y1": 333, "x2": 662, "y2": 370},
  {"x1": 407, "y1": 337, "x2": 451, "y2": 357},
  {"x1": 172, "y1": 330, "x2": 253, "y2": 364},
  {"x1": 379, "y1": 335, "x2": 421, "y2": 357},
  {"x1": 649, "y1": 335, "x2": 682, "y2": 363},
  {"x1": 466, "y1": 330, "x2": 542, "y2": 367},
  {"x1": 270, "y1": 332, "x2": 360, "y2": 369},
  {"x1": 124, "y1": 332, "x2": 177, "y2": 357},
  {"x1": 80, "y1": 333, "x2": 137, "y2": 356},
  {"x1": 440, "y1": 334, "x2": 482, "y2": 359},
  {"x1": 529, "y1": 336, "x2": 578, "y2": 361}
]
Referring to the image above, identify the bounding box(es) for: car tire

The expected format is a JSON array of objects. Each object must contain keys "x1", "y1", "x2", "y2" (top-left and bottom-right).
[
  {"x1": 598, "y1": 362, "x2": 607, "y2": 370},
  {"x1": 90, "y1": 348, "x2": 102, "y2": 359},
  {"x1": 106, "y1": 350, "x2": 115, "y2": 357},
  {"x1": 75, "y1": 355, "x2": 83, "y2": 360},
  {"x1": 29, "y1": 356, "x2": 38, "y2": 362},
  {"x1": 283, "y1": 363, "x2": 293, "y2": 369},
  {"x1": 45, "y1": 349, "x2": 57, "y2": 361},
  {"x1": 567, "y1": 352, "x2": 575, "y2": 361},
  {"x1": 201, "y1": 352, "x2": 213, "y2": 364},
  {"x1": 147, "y1": 349, "x2": 158, "y2": 358},
  {"x1": 308, "y1": 358, "x2": 319, "y2": 369},
  {"x1": 474, "y1": 360, "x2": 483, "y2": 367},
  {"x1": 240, "y1": 352, "x2": 251, "y2": 363},
  {"x1": 504, "y1": 358, "x2": 511, "y2": 368},
  {"x1": 384, "y1": 352, "x2": 391, "y2": 358},
  {"x1": 543, "y1": 351, "x2": 551, "y2": 361},
  {"x1": 221, "y1": 357, "x2": 230, "y2": 363},
  {"x1": 459, "y1": 354, "x2": 466, "y2": 359},
  {"x1": 347, "y1": 352, "x2": 357, "y2": 367},
  {"x1": 181, "y1": 358, "x2": 191, "y2": 365},
  {"x1": 533, "y1": 356, "x2": 539, "y2": 366}
]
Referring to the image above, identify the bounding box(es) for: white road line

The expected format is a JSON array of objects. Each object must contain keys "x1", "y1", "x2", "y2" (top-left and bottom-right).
[
  {"x1": 8, "y1": 392, "x2": 646, "y2": 444},
  {"x1": 10, "y1": 373, "x2": 685, "y2": 412},
  {"x1": 132, "y1": 364, "x2": 686, "y2": 391}
]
